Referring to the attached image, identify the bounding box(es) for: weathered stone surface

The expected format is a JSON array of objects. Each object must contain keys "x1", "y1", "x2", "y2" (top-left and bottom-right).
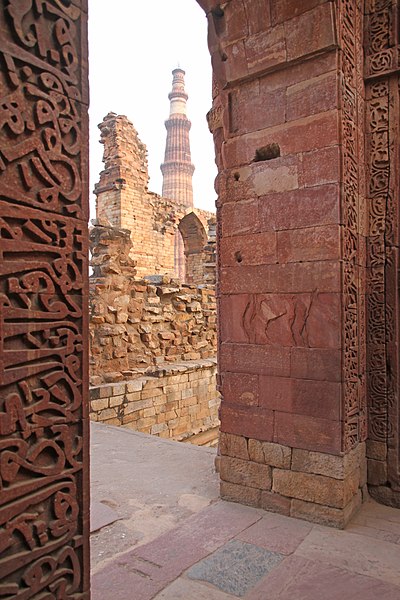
[
  {"x1": 90, "y1": 361, "x2": 220, "y2": 442},
  {"x1": 368, "y1": 459, "x2": 388, "y2": 486},
  {"x1": 273, "y1": 469, "x2": 360, "y2": 509},
  {"x1": 219, "y1": 432, "x2": 249, "y2": 460},
  {"x1": 220, "y1": 481, "x2": 261, "y2": 508},
  {"x1": 259, "y1": 491, "x2": 291, "y2": 517},
  {"x1": 89, "y1": 225, "x2": 217, "y2": 383},
  {"x1": 248, "y1": 440, "x2": 291, "y2": 469},
  {"x1": 220, "y1": 456, "x2": 271, "y2": 490},
  {"x1": 291, "y1": 449, "x2": 346, "y2": 479},
  {"x1": 290, "y1": 492, "x2": 362, "y2": 529}
]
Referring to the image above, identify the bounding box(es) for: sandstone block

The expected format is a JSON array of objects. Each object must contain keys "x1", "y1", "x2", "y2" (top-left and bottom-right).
[
  {"x1": 259, "y1": 376, "x2": 341, "y2": 421},
  {"x1": 300, "y1": 145, "x2": 340, "y2": 187},
  {"x1": 277, "y1": 225, "x2": 340, "y2": 264},
  {"x1": 221, "y1": 200, "x2": 259, "y2": 238},
  {"x1": 274, "y1": 411, "x2": 341, "y2": 454},
  {"x1": 126, "y1": 379, "x2": 144, "y2": 393},
  {"x1": 260, "y1": 490, "x2": 291, "y2": 516},
  {"x1": 272, "y1": 0, "x2": 327, "y2": 24},
  {"x1": 220, "y1": 261, "x2": 341, "y2": 296},
  {"x1": 291, "y1": 490, "x2": 362, "y2": 529},
  {"x1": 151, "y1": 423, "x2": 168, "y2": 435},
  {"x1": 220, "y1": 403, "x2": 274, "y2": 441},
  {"x1": 220, "y1": 481, "x2": 261, "y2": 508},
  {"x1": 91, "y1": 398, "x2": 109, "y2": 412},
  {"x1": 367, "y1": 459, "x2": 388, "y2": 486},
  {"x1": 259, "y1": 184, "x2": 340, "y2": 233},
  {"x1": 219, "y1": 343, "x2": 290, "y2": 378},
  {"x1": 219, "y1": 432, "x2": 249, "y2": 460},
  {"x1": 103, "y1": 417, "x2": 121, "y2": 427},
  {"x1": 141, "y1": 388, "x2": 163, "y2": 400},
  {"x1": 286, "y1": 72, "x2": 337, "y2": 122},
  {"x1": 109, "y1": 395, "x2": 124, "y2": 408},
  {"x1": 284, "y1": 3, "x2": 336, "y2": 62},
  {"x1": 98, "y1": 408, "x2": 118, "y2": 421},
  {"x1": 125, "y1": 391, "x2": 141, "y2": 402},
  {"x1": 221, "y1": 371, "x2": 259, "y2": 406},
  {"x1": 220, "y1": 456, "x2": 271, "y2": 490},
  {"x1": 366, "y1": 440, "x2": 387, "y2": 461},
  {"x1": 292, "y1": 448, "x2": 345, "y2": 479},
  {"x1": 272, "y1": 469, "x2": 359, "y2": 509},
  {"x1": 219, "y1": 231, "x2": 277, "y2": 267},
  {"x1": 136, "y1": 416, "x2": 157, "y2": 429},
  {"x1": 248, "y1": 439, "x2": 291, "y2": 469}
]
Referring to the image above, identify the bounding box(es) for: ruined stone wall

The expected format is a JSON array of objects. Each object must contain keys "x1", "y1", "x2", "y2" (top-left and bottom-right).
[
  {"x1": 90, "y1": 360, "x2": 219, "y2": 441},
  {"x1": 95, "y1": 113, "x2": 216, "y2": 284},
  {"x1": 89, "y1": 224, "x2": 217, "y2": 386},
  {"x1": 89, "y1": 223, "x2": 218, "y2": 441}
]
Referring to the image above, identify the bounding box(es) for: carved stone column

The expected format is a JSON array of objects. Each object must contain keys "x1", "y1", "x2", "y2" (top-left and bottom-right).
[
  {"x1": 0, "y1": 1, "x2": 90, "y2": 596},
  {"x1": 364, "y1": 0, "x2": 400, "y2": 507}
]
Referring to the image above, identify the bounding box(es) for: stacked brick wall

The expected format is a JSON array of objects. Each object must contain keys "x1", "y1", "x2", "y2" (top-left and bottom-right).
[
  {"x1": 89, "y1": 224, "x2": 217, "y2": 386},
  {"x1": 90, "y1": 360, "x2": 219, "y2": 441}
]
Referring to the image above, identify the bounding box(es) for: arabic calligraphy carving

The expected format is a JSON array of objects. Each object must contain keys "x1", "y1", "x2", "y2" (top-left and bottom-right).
[{"x1": 0, "y1": 1, "x2": 89, "y2": 597}]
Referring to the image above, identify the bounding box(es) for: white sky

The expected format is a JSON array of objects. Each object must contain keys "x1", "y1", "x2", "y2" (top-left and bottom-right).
[{"x1": 88, "y1": 0, "x2": 217, "y2": 217}]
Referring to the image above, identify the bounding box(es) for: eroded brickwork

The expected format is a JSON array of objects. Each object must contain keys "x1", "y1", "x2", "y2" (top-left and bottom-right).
[
  {"x1": 89, "y1": 224, "x2": 217, "y2": 384},
  {"x1": 88, "y1": 223, "x2": 218, "y2": 440},
  {"x1": 95, "y1": 113, "x2": 215, "y2": 284},
  {"x1": 90, "y1": 360, "x2": 219, "y2": 441}
]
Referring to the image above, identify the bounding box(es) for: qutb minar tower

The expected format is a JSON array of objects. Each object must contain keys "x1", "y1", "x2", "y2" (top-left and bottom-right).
[
  {"x1": 161, "y1": 68, "x2": 195, "y2": 208},
  {"x1": 161, "y1": 68, "x2": 195, "y2": 279}
]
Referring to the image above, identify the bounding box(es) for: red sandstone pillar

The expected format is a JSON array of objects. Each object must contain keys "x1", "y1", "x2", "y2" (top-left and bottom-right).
[
  {"x1": 0, "y1": 0, "x2": 90, "y2": 593},
  {"x1": 202, "y1": 0, "x2": 368, "y2": 527}
]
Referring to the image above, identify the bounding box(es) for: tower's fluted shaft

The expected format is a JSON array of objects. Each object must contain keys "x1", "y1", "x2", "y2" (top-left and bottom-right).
[{"x1": 161, "y1": 69, "x2": 195, "y2": 208}]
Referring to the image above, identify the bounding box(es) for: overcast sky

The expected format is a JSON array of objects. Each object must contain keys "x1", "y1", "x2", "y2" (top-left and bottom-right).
[{"x1": 88, "y1": 0, "x2": 217, "y2": 217}]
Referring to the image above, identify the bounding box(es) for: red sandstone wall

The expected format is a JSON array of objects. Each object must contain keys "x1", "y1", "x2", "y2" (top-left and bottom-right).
[{"x1": 200, "y1": 0, "x2": 373, "y2": 523}]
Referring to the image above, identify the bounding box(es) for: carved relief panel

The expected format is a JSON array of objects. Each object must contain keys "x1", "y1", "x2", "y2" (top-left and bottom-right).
[
  {"x1": 0, "y1": 1, "x2": 90, "y2": 596},
  {"x1": 338, "y1": 0, "x2": 366, "y2": 452},
  {"x1": 365, "y1": 0, "x2": 400, "y2": 503}
]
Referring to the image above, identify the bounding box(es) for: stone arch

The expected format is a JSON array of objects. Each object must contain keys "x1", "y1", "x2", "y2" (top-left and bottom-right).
[{"x1": 178, "y1": 211, "x2": 208, "y2": 284}]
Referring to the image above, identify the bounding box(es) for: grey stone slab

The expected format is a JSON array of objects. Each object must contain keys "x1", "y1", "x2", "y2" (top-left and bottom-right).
[
  {"x1": 90, "y1": 500, "x2": 120, "y2": 533},
  {"x1": 187, "y1": 539, "x2": 284, "y2": 597}
]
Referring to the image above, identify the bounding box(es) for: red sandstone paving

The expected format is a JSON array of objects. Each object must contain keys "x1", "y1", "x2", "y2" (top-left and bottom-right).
[
  {"x1": 245, "y1": 555, "x2": 400, "y2": 600},
  {"x1": 153, "y1": 578, "x2": 237, "y2": 599},
  {"x1": 236, "y1": 512, "x2": 312, "y2": 555},
  {"x1": 92, "y1": 501, "x2": 262, "y2": 600},
  {"x1": 294, "y1": 526, "x2": 400, "y2": 587}
]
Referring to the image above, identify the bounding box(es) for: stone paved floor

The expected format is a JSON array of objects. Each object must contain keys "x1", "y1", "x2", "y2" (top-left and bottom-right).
[{"x1": 91, "y1": 422, "x2": 400, "y2": 599}]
